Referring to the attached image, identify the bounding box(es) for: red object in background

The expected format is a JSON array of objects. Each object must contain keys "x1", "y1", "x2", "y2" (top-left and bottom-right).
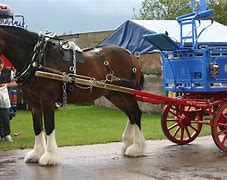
[{"x1": 2, "y1": 55, "x2": 15, "y2": 71}]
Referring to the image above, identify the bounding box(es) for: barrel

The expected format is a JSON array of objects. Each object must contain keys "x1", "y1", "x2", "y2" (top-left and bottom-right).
[
  {"x1": 10, "y1": 89, "x2": 17, "y2": 108},
  {"x1": 9, "y1": 89, "x2": 17, "y2": 120}
]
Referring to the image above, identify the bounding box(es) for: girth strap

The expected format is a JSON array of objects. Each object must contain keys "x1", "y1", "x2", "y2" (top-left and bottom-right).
[
  {"x1": 94, "y1": 48, "x2": 113, "y2": 74},
  {"x1": 93, "y1": 47, "x2": 142, "y2": 89}
]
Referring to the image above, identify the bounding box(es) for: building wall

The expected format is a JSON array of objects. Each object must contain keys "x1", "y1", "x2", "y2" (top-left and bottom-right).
[
  {"x1": 60, "y1": 30, "x2": 113, "y2": 49},
  {"x1": 139, "y1": 52, "x2": 162, "y2": 75}
]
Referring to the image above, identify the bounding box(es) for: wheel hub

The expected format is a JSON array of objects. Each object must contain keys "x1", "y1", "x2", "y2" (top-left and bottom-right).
[{"x1": 178, "y1": 111, "x2": 195, "y2": 128}]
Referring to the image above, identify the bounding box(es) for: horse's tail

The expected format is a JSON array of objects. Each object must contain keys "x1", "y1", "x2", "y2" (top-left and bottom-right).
[{"x1": 132, "y1": 55, "x2": 144, "y2": 90}]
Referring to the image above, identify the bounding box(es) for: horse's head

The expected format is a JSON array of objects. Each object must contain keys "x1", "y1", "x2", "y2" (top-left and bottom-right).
[{"x1": 0, "y1": 26, "x2": 39, "y2": 70}]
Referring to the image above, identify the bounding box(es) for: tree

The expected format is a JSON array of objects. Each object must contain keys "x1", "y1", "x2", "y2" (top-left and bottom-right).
[
  {"x1": 135, "y1": 0, "x2": 190, "y2": 20},
  {"x1": 210, "y1": 0, "x2": 227, "y2": 25},
  {"x1": 136, "y1": 0, "x2": 227, "y2": 25}
]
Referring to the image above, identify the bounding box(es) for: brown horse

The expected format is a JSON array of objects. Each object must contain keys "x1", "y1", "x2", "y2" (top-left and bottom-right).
[{"x1": 0, "y1": 26, "x2": 146, "y2": 166}]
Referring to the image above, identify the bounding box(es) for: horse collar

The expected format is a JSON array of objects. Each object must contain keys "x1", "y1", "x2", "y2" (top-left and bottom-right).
[{"x1": 15, "y1": 39, "x2": 45, "y2": 83}]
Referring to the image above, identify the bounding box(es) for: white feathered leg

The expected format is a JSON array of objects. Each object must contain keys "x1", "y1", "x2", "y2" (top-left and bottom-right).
[
  {"x1": 122, "y1": 120, "x2": 135, "y2": 154},
  {"x1": 124, "y1": 124, "x2": 146, "y2": 157},
  {"x1": 24, "y1": 131, "x2": 47, "y2": 163},
  {"x1": 39, "y1": 130, "x2": 60, "y2": 166}
]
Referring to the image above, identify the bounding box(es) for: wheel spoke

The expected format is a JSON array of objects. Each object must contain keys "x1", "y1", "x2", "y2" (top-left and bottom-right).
[
  {"x1": 217, "y1": 129, "x2": 227, "y2": 136},
  {"x1": 189, "y1": 124, "x2": 198, "y2": 132},
  {"x1": 185, "y1": 126, "x2": 191, "y2": 139},
  {"x1": 221, "y1": 135, "x2": 227, "y2": 145},
  {"x1": 169, "y1": 109, "x2": 177, "y2": 116},
  {"x1": 190, "y1": 120, "x2": 197, "y2": 124},
  {"x1": 173, "y1": 126, "x2": 180, "y2": 138},
  {"x1": 186, "y1": 106, "x2": 191, "y2": 111},
  {"x1": 170, "y1": 106, "x2": 177, "y2": 111},
  {"x1": 180, "y1": 127, "x2": 184, "y2": 141},
  {"x1": 168, "y1": 123, "x2": 179, "y2": 131},
  {"x1": 217, "y1": 122, "x2": 227, "y2": 127},
  {"x1": 166, "y1": 118, "x2": 177, "y2": 122}
]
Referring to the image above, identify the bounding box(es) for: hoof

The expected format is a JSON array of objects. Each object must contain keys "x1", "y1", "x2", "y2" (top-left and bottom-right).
[
  {"x1": 39, "y1": 152, "x2": 60, "y2": 166},
  {"x1": 121, "y1": 142, "x2": 132, "y2": 154},
  {"x1": 24, "y1": 149, "x2": 43, "y2": 163},
  {"x1": 124, "y1": 144, "x2": 145, "y2": 157}
]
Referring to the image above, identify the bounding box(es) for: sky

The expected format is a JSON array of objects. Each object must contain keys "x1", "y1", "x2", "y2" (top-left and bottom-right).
[{"x1": 1, "y1": 0, "x2": 143, "y2": 35}]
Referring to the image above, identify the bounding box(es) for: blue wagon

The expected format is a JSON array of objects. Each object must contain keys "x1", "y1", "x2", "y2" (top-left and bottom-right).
[{"x1": 141, "y1": 0, "x2": 227, "y2": 151}]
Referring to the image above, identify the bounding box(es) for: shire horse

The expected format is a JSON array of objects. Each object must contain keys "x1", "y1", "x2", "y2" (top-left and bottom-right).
[{"x1": 0, "y1": 26, "x2": 146, "y2": 166}]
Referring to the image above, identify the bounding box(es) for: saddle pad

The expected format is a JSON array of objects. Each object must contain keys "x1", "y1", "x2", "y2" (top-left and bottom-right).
[
  {"x1": 62, "y1": 41, "x2": 82, "y2": 52},
  {"x1": 62, "y1": 41, "x2": 84, "y2": 64}
]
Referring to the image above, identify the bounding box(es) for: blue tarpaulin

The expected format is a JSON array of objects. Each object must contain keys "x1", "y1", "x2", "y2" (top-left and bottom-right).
[
  {"x1": 98, "y1": 19, "x2": 227, "y2": 54},
  {"x1": 98, "y1": 20, "x2": 155, "y2": 54}
]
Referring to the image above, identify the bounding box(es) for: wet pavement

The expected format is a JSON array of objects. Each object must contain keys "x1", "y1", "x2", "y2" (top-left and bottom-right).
[{"x1": 0, "y1": 136, "x2": 227, "y2": 180}]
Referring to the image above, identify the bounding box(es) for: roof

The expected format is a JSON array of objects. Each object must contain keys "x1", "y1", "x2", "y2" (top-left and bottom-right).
[{"x1": 99, "y1": 19, "x2": 227, "y2": 54}]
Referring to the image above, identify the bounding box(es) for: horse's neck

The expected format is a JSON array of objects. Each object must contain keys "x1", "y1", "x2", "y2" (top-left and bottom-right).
[{"x1": 2, "y1": 28, "x2": 38, "y2": 70}]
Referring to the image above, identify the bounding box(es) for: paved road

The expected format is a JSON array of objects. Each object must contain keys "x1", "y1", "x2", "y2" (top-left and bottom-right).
[{"x1": 0, "y1": 136, "x2": 227, "y2": 180}]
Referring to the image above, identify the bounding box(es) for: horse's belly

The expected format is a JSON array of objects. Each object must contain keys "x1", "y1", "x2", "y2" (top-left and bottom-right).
[{"x1": 67, "y1": 88, "x2": 106, "y2": 104}]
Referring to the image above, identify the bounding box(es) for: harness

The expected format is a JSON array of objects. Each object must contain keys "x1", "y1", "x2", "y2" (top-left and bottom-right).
[
  {"x1": 94, "y1": 47, "x2": 139, "y2": 88},
  {"x1": 15, "y1": 32, "x2": 140, "y2": 110}
]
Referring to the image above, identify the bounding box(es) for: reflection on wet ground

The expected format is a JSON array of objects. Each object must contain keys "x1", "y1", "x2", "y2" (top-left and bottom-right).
[{"x1": 0, "y1": 136, "x2": 227, "y2": 180}]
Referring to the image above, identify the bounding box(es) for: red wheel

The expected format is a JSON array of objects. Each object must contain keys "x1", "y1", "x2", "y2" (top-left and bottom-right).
[
  {"x1": 211, "y1": 103, "x2": 227, "y2": 152},
  {"x1": 161, "y1": 105, "x2": 203, "y2": 145}
]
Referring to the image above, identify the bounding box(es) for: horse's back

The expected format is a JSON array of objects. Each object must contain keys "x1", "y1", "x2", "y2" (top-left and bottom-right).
[{"x1": 82, "y1": 45, "x2": 141, "y2": 80}]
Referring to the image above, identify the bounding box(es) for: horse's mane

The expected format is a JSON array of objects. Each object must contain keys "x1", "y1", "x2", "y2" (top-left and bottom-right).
[{"x1": 0, "y1": 25, "x2": 39, "y2": 42}]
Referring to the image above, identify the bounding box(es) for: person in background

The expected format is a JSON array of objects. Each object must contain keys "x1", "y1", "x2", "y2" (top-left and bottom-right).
[{"x1": 0, "y1": 56, "x2": 17, "y2": 142}]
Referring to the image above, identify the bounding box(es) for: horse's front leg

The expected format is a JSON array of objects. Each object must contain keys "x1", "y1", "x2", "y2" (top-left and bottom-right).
[
  {"x1": 39, "y1": 106, "x2": 60, "y2": 166},
  {"x1": 25, "y1": 108, "x2": 47, "y2": 163}
]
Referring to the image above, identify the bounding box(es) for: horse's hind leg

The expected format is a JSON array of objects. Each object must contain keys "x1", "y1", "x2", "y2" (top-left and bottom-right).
[
  {"x1": 38, "y1": 105, "x2": 60, "y2": 166},
  {"x1": 25, "y1": 108, "x2": 47, "y2": 163},
  {"x1": 105, "y1": 92, "x2": 146, "y2": 157}
]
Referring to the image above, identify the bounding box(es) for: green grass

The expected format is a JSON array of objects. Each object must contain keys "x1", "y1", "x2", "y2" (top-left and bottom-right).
[{"x1": 0, "y1": 105, "x2": 211, "y2": 151}]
